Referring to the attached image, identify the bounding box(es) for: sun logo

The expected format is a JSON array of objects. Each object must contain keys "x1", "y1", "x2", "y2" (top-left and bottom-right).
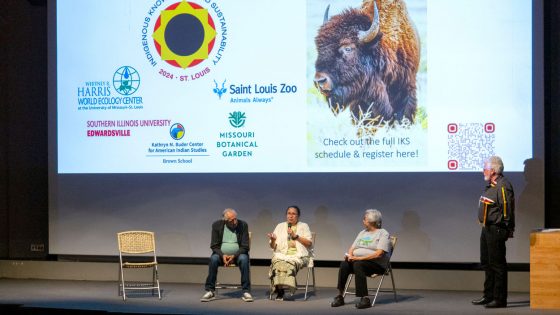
[{"x1": 152, "y1": 1, "x2": 216, "y2": 69}]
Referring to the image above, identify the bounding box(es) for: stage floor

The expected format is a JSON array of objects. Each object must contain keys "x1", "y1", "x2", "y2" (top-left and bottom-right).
[{"x1": 0, "y1": 279, "x2": 554, "y2": 314}]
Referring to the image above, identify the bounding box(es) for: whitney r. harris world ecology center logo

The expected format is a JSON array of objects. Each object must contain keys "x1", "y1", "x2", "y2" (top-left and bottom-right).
[
  {"x1": 141, "y1": 0, "x2": 227, "y2": 83},
  {"x1": 77, "y1": 66, "x2": 144, "y2": 111}
]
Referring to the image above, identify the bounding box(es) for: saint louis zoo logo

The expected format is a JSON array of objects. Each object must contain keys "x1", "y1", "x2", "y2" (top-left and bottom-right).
[
  {"x1": 228, "y1": 111, "x2": 246, "y2": 128},
  {"x1": 141, "y1": 0, "x2": 227, "y2": 83},
  {"x1": 213, "y1": 79, "x2": 227, "y2": 99},
  {"x1": 170, "y1": 123, "x2": 186, "y2": 140}
]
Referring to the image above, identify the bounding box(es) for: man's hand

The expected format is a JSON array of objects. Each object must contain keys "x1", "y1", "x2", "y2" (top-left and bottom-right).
[
  {"x1": 223, "y1": 255, "x2": 234, "y2": 266},
  {"x1": 227, "y1": 255, "x2": 235, "y2": 266}
]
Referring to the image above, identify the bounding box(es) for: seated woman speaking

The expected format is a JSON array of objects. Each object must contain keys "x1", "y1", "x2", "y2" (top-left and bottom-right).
[{"x1": 267, "y1": 205, "x2": 313, "y2": 301}]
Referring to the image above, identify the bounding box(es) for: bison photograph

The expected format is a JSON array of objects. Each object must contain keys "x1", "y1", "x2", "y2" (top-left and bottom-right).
[{"x1": 313, "y1": 0, "x2": 421, "y2": 130}]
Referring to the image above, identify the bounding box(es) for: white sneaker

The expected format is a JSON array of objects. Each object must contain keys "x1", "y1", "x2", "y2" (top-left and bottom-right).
[
  {"x1": 200, "y1": 291, "x2": 215, "y2": 302},
  {"x1": 242, "y1": 292, "x2": 254, "y2": 302}
]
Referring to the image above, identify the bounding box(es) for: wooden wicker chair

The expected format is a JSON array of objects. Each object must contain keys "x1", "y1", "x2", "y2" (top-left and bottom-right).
[
  {"x1": 343, "y1": 236, "x2": 398, "y2": 306},
  {"x1": 117, "y1": 231, "x2": 161, "y2": 301}
]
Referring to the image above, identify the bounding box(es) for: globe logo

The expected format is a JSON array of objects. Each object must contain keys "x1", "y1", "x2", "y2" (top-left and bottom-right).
[
  {"x1": 113, "y1": 66, "x2": 141, "y2": 96},
  {"x1": 170, "y1": 123, "x2": 185, "y2": 140}
]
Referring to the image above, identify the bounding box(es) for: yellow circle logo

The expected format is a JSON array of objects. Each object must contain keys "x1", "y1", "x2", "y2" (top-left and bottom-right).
[{"x1": 152, "y1": 1, "x2": 217, "y2": 69}]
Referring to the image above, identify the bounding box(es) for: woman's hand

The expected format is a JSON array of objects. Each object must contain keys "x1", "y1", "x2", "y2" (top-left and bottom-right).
[
  {"x1": 346, "y1": 253, "x2": 357, "y2": 261},
  {"x1": 267, "y1": 232, "x2": 277, "y2": 249}
]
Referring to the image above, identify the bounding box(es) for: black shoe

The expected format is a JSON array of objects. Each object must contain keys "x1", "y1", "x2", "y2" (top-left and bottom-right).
[
  {"x1": 331, "y1": 295, "x2": 345, "y2": 307},
  {"x1": 355, "y1": 297, "x2": 372, "y2": 309},
  {"x1": 471, "y1": 297, "x2": 492, "y2": 305},
  {"x1": 275, "y1": 289, "x2": 285, "y2": 301},
  {"x1": 485, "y1": 300, "x2": 507, "y2": 308}
]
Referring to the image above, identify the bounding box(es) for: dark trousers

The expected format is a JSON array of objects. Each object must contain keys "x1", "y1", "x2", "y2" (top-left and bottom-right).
[
  {"x1": 480, "y1": 225, "x2": 508, "y2": 303},
  {"x1": 336, "y1": 259, "x2": 386, "y2": 297},
  {"x1": 205, "y1": 253, "x2": 251, "y2": 292}
]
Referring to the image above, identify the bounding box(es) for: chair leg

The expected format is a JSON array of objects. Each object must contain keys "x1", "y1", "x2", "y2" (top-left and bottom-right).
[
  {"x1": 156, "y1": 270, "x2": 161, "y2": 300},
  {"x1": 371, "y1": 274, "x2": 386, "y2": 306},
  {"x1": 117, "y1": 265, "x2": 122, "y2": 297},
  {"x1": 120, "y1": 266, "x2": 127, "y2": 301},
  {"x1": 154, "y1": 266, "x2": 161, "y2": 300},
  {"x1": 152, "y1": 267, "x2": 156, "y2": 296},
  {"x1": 304, "y1": 267, "x2": 311, "y2": 300},
  {"x1": 311, "y1": 267, "x2": 316, "y2": 291},
  {"x1": 310, "y1": 267, "x2": 316, "y2": 298},
  {"x1": 389, "y1": 267, "x2": 397, "y2": 302},
  {"x1": 342, "y1": 274, "x2": 354, "y2": 298},
  {"x1": 269, "y1": 266, "x2": 274, "y2": 300}
]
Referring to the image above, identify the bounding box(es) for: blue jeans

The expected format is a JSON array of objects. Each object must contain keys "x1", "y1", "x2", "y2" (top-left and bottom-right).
[{"x1": 205, "y1": 253, "x2": 251, "y2": 292}]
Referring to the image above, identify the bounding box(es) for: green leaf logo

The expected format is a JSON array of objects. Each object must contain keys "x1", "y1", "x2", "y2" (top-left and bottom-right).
[{"x1": 228, "y1": 111, "x2": 246, "y2": 128}]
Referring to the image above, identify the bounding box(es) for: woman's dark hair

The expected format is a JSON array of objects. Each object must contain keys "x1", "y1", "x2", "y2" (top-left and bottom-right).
[{"x1": 286, "y1": 205, "x2": 301, "y2": 216}]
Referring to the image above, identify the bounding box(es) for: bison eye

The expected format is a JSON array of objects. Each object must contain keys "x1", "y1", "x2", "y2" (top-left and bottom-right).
[{"x1": 339, "y1": 44, "x2": 356, "y2": 57}]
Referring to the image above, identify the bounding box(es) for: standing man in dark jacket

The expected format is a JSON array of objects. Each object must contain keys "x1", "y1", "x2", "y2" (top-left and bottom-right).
[
  {"x1": 472, "y1": 156, "x2": 515, "y2": 308},
  {"x1": 201, "y1": 208, "x2": 253, "y2": 302}
]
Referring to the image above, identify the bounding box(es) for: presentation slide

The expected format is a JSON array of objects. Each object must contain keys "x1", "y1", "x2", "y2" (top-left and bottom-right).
[
  {"x1": 56, "y1": 0, "x2": 532, "y2": 173},
  {"x1": 49, "y1": 0, "x2": 543, "y2": 263}
]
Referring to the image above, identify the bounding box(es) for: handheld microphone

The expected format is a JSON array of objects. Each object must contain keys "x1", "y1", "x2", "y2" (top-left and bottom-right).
[{"x1": 288, "y1": 223, "x2": 292, "y2": 240}]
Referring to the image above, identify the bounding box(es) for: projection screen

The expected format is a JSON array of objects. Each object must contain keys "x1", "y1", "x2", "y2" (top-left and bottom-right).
[{"x1": 48, "y1": 0, "x2": 544, "y2": 262}]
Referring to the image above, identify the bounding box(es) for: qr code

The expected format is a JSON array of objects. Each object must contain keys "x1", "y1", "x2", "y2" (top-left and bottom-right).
[{"x1": 447, "y1": 123, "x2": 495, "y2": 170}]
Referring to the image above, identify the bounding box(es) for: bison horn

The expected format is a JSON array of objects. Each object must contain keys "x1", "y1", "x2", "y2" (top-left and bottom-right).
[
  {"x1": 358, "y1": 0, "x2": 380, "y2": 44},
  {"x1": 323, "y1": 5, "x2": 330, "y2": 25}
]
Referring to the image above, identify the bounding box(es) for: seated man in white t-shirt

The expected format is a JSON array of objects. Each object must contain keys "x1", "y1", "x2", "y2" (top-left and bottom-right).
[{"x1": 331, "y1": 209, "x2": 392, "y2": 309}]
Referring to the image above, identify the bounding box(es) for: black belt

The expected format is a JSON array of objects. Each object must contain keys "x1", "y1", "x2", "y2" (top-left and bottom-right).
[{"x1": 486, "y1": 223, "x2": 507, "y2": 229}]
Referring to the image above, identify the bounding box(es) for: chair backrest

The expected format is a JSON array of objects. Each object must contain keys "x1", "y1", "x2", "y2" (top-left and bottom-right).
[
  {"x1": 117, "y1": 231, "x2": 156, "y2": 254},
  {"x1": 309, "y1": 232, "x2": 316, "y2": 256},
  {"x1": 390, "y1": 235, "x2": 397, "y2": 250},
  {"x1": 389, "y1": 235, "x2": 397, "y2": 257},
  {"x1": 306, "y1": 232, "x2": 316, "y2": 267}
]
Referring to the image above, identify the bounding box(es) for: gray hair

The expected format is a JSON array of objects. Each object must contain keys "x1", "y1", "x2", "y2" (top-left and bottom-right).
[
  {"x1": 364, "y1": 209, "x2": 382, "y2": 228},
  {"x1": 222, "y1": 208, "x2": 237, "y2": 219},
  {"x1": 485, "y1": 156, "x2": 504, "y2": 174}
]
